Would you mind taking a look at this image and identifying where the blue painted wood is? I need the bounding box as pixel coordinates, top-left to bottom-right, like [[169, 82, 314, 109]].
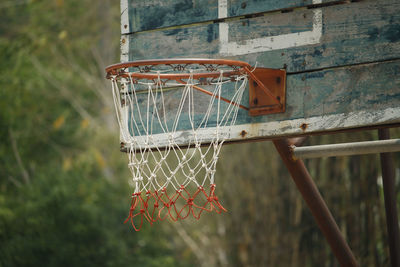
[[126, 0, 340, 33], [129, 59, 400, 136], [126, 0, 400, 73], [122, 0, 400, 140]]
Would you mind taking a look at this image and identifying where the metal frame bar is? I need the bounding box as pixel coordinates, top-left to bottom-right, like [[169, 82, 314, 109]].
[[273, 139, 359, 266], [378, 129, 400, 267], [292, 139, 400, 159], [274, 127, 400, 266]]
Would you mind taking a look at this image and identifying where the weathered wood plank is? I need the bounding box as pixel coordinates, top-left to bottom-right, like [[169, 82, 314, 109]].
[[124, 0, 340, 33], [121, 0, 400, 144], [124, 0, 400, 73], [128, 59, 400, 144]]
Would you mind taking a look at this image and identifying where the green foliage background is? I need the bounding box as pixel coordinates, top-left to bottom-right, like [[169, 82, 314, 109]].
[[0, 1, 179, 266], [1, 1, 399, 267]]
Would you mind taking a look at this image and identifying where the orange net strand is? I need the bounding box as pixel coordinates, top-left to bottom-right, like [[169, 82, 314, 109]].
[[124, 184, 226, 231]]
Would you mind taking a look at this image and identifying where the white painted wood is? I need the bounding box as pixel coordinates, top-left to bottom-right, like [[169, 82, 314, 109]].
[[120, 36, 129, 63], [120, 0, 130, 62], [125, 107, 400, 149], [121, 0, 130, 34], [218, 0, 322, 55], [218, 0, 228, 18]]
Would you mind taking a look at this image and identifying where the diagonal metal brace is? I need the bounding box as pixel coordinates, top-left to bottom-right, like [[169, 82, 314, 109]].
[[273, 138, 358, 267]]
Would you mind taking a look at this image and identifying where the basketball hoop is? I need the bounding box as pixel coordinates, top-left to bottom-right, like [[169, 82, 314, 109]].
[[105, 58, 285, 231]]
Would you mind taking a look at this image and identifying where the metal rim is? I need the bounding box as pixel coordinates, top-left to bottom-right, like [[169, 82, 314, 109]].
[[105, 58, 252, 80]]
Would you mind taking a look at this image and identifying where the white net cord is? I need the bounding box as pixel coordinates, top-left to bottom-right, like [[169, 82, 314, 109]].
[[110, 69, 247, 231]]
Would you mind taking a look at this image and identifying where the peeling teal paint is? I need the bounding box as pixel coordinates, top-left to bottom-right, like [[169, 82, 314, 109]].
[[127, 0, 340, 33], [124, 0, 400, 138]]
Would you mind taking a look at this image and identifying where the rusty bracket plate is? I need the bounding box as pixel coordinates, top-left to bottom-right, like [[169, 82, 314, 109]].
[[248, 68, 286, 116]]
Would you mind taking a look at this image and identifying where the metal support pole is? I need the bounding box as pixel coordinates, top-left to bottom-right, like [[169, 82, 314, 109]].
[[273, 139, 358, 267], [292, 139, 400, 159], [378, 129, 400, 267]]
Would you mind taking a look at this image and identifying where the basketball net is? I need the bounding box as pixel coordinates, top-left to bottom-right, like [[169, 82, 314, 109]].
[[109, 66, 247, 231]]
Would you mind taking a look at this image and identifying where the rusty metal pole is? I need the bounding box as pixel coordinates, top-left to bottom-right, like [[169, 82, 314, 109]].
[[273, 138, 358, 267], [378, 128, 400, 267]]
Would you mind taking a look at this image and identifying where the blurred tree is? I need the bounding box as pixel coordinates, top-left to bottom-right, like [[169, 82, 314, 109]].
[[0, 1, 185, 266], [163, 130, 399, 267], [208, 131, 398, 267]]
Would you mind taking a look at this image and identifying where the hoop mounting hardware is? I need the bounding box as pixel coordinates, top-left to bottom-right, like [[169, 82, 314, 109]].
[[105, 58, 286, 230], [106, 58, 286, 116], [248, 68, 286, 116]]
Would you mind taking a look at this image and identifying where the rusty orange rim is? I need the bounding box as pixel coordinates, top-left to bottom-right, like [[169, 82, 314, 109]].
[[105, 58, 281, 108], [105, 58, 252, 80]]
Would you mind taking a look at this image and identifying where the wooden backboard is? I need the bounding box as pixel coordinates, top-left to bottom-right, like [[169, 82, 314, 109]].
[[119, 0, 400, 146]]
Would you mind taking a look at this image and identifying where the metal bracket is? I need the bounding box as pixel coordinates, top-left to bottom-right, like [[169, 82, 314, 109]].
[[248, 68, 286, 116]]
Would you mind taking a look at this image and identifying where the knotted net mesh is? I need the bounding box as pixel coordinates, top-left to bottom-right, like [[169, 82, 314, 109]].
[[109, 64, 248, 231]]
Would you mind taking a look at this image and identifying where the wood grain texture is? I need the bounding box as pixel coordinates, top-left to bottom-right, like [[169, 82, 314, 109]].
[[125, 0, 400, 72], [128, 59, 400, 143], [121, 0, 400, 143], [125, 0, 340, 33]]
